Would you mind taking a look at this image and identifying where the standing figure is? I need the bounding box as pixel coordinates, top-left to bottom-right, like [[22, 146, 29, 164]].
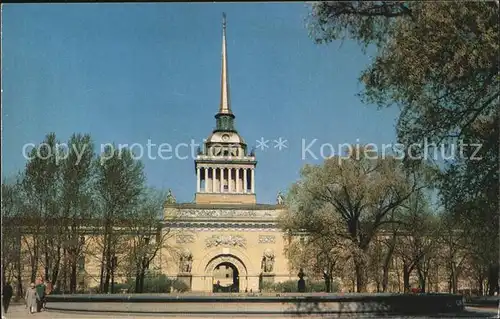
[[261, 249, 275, 273], [43, 280, 53, 310], [297, 268, 306, 293], [166, 189, 176, 204], [35, 279, 46, 312], [2, 282, 13, 314], [25, 283, 40, 315], [276, 192, 285, 205], [323, 270, 331, 293], [179, 249, 193, 273]]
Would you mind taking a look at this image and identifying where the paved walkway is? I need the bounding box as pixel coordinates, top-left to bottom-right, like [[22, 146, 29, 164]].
[[3, 305, 498, 319]]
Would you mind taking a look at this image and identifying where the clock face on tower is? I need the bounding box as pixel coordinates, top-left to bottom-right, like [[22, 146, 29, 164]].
[[221, 134, 230, 142]]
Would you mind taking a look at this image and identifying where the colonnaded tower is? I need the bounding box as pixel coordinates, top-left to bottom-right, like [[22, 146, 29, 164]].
[[162, 14, 289, 293]]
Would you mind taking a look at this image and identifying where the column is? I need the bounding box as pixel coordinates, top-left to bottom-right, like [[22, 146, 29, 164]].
[[220, 167, 224, 193], [206, 167, 211, 192], [236, 168, 240, 193], [243, 168, 247, 193], [251, 168, 255, 194], [212, 167, 217, 193], [196, 167, 201, 193], [228, 168, 233, 193]]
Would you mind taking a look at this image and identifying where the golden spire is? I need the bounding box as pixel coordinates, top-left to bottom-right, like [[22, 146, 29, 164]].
[[219, 12, 232, 115]]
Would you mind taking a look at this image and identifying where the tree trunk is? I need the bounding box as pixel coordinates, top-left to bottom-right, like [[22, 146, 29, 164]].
[[403, 263, 411, 293], [44, 238, 51, 281], [16, 273, 23, 298], [354, 258, 367, 293], [70, 262, 77, 293], [30, 245, 39, 283], [418, 271, 426, 293], [110, 267, 115, 294], [61, 249, 68, 293], [139, 270, 146, 293], [99, 241, 107, 293], [416, 263, 428, 293], [135, 268, 141, 293], [382, 235, 396, 292], [50, 245, 61, 287], [478, 277, 484, 295], [487, 263, 499, 296], [103, 252, 111, 294]]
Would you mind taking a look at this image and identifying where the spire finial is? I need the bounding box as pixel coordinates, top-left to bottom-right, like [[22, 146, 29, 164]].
[[219, 12, 232, 115]]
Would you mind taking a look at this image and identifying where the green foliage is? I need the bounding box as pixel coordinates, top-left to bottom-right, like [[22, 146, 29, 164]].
[[260, 280, 339, 293], [283, 150, 423, 292], [308, 1, 499, 294], [3, 132, 170, 295], [111, 274, 189, 294]]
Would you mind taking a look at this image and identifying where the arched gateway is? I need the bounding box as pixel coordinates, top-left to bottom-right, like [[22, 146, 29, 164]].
[[205, 254, 247, 292]]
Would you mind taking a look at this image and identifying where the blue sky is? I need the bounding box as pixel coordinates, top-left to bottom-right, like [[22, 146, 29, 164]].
[[2, 3, 400, 204]]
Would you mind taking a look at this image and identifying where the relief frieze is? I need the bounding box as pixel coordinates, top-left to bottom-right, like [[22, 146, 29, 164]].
[[176, 234, 195, 244], [172, 209, 278, 219], [205, 234, 246, 248], [258, 235, 276, 244]]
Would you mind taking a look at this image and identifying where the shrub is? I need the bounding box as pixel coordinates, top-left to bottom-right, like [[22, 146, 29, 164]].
[[171, 279, 190, 293], [259, 279, 340, 293]]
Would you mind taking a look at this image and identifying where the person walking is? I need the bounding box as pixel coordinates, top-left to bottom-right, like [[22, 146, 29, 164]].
[[35, 279, 46, 312], [42, 280, 52, 311], [2, 282, 13, 314], [25, 283, 40, 315]]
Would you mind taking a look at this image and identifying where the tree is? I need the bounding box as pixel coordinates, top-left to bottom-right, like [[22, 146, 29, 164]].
[[436, 212, 468, 294], [309, 1, 499, 294], [58, 134, 96, 293], [122, 188, 173, 293], [393, 192, 438, 293], [21, 133, 62, 283], [285, 148, 420, 292], [281, 206, 352, 292], [1, 177, 24, 297], [96, 145, 145, 293]]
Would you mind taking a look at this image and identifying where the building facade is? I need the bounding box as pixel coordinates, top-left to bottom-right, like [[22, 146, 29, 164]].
[[161, 14, 289, 292], [5, 15, 479, 296]]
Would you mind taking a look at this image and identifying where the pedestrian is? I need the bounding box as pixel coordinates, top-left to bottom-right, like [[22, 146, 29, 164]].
[[35, 279, 46, 312], [43, 280, 52, 311], [25, 283, 40, 315], [2, 282, 13, 314]]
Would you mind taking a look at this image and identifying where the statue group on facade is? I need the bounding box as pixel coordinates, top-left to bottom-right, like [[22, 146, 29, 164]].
[[178, 249, 193, 273], [166, 189, 176, 204], [276, 191, 285, 205], [261, 248, 275, 273]]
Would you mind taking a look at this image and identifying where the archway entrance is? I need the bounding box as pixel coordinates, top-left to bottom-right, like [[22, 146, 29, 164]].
[[204, 254, 248, 293], [212, 262, 239, 293]]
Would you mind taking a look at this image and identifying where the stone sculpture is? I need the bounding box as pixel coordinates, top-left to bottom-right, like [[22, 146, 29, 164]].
[[261, 248, 275, 273], [276, 191, 284, 205], [179, 249, 193, 273], [166, 189, 176, 204]]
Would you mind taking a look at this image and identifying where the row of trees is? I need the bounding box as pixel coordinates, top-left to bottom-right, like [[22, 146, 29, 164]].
[[280, 1, 498, 295], [2, 133, 173, 297], [281, 152, 496, 294]]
